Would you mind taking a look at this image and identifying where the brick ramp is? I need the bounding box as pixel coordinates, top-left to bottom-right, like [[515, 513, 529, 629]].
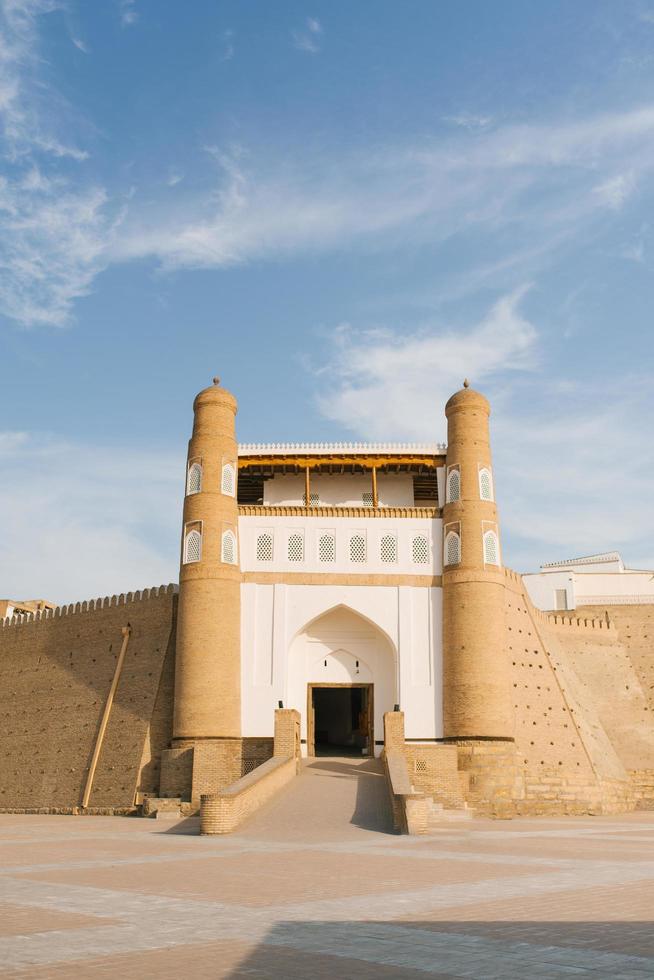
[[236, 756, 394, 841]]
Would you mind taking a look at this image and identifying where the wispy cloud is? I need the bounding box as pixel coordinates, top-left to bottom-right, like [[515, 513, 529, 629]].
[[314, 288, 537, 442], [5, 6, 654, 333], [0, 0, 88, 159], [495, 378, 654, 570], [0, 0, 115, 326], [310, 291, 654, 570], [443, 112, 494, 131], [119, 0, 137, 28], [292, 16, 322, 54], [0, 431, 180, 603], [592, 171, 635, 209], [221, 28, 234, 62], [112, 105, 654, 279], [0, 172, 113, 326]]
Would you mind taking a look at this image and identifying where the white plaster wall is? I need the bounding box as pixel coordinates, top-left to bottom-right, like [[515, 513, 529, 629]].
[[240, 583, 443, 753], [239, 515, 442, 576], [524, 570, 654, 610], [263, 473, 415, 507], [523, 572, 575, 612], [573, 571, 654, 604]]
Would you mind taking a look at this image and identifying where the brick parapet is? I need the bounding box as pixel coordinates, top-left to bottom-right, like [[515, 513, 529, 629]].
[[199, 709, 301, 833], [0, 584, 178, 628], [503, 568, 617, 633], [200, 756, 297, 834]]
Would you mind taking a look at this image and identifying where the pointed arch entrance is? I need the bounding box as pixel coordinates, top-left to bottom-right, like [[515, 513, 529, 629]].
[[287, 605, 397, 757]]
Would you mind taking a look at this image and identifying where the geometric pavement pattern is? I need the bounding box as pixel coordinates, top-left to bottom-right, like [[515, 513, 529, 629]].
[[0, 757, 652, 979]]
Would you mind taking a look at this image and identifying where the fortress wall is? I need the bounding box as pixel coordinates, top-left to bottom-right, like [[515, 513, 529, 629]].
[[575, 604, 654, 714], [0, 587, 177, 811], [574, 603, 654, 808], [502, 569, 639, 813]]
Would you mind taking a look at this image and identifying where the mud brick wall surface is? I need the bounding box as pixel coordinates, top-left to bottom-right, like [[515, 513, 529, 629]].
[[0, 587, 177, 810], [404, 744, 465, 807], [502, 573, 651, 813]]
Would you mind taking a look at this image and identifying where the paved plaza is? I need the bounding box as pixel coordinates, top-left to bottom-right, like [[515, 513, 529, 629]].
[[0, 757, 653, 978]]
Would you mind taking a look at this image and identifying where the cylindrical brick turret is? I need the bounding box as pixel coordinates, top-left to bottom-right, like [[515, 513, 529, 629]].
[[173, 379, 241, 742], [441, 381, 514, 740]]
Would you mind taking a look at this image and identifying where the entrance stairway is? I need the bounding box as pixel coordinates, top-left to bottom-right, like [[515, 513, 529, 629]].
[[232, 755, 472, 838], [237, 756, 394, 840]]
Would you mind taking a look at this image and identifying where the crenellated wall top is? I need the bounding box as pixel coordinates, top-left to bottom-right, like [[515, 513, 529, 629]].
[[503, 567, 617, 632], [1, 583, 179, 629]]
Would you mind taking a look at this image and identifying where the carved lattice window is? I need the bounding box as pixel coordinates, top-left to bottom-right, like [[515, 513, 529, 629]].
[[221, 462, 236, 497], [479, 467, 493, 501], [445, 531, 461, 566], [319, 532, 335, 562], [221, 529, 237, 564], [184, 529, 201, 564], [380, 533, 397, 563], [483, 530, 499, 565], [256, 532, 273, 562], [186, 462, 202, 495], [350, 534, 366, 562], [412, 534, 429, 564], [447, 468, 460, 503], [288, 533, 304, 562]]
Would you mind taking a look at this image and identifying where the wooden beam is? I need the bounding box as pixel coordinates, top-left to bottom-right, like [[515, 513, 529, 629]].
[[82, 625, 131, 809], [239, 454, 444, 470], [371, 465, 378, 509], [304, 466, 311, 507]]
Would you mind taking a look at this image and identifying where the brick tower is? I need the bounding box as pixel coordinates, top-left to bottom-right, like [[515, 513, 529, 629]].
[[441, 381, 521, 810], [161, 378, 242, 803]]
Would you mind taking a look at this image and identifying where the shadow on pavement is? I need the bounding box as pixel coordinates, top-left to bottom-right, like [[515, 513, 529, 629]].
[[306, 757, 394, 834], [226, 920, 654, 979]]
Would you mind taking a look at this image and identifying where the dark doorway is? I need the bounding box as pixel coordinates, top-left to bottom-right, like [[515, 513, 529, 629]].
[[309, 685, 372, 756]]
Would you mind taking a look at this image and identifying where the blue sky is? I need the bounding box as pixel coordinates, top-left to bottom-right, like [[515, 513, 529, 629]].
[[1, 0, 653, 602]]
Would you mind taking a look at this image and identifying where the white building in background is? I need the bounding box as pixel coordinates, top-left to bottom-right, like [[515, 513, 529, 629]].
[[523, 552, 654, 612]]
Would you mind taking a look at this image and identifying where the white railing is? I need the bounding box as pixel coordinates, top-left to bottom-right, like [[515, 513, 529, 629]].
[[238, 514, 442, 575], [577, 595, 654, 605], [238, 441, 446, 456]]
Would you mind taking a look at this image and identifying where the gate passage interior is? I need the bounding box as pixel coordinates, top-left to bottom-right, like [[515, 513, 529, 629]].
[[307, 683, 373, 757]]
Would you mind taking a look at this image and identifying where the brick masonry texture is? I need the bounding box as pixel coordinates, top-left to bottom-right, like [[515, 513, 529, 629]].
[[0, 588, 177, 811], [0, 578, 652, 816]]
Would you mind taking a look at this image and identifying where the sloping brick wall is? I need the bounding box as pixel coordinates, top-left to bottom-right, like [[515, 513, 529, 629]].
[[0, 587, 177, 811], [503, 575, 653, 814]]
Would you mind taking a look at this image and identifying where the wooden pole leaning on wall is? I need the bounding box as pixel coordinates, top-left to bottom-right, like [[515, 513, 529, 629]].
[[81, 625, 131, 809]]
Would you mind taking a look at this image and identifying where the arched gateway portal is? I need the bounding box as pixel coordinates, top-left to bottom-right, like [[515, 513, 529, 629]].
[[287, 606, 397, 757]]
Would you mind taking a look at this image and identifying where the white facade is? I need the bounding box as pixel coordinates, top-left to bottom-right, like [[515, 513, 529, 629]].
[[239, 512, 443, 754], [524, 552, 654, 610], [240, 583, 443, 754], [239, 514, 441, 576]]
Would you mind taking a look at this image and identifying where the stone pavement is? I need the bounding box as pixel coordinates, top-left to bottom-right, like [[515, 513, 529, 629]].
[[0, 756, 652, 978]]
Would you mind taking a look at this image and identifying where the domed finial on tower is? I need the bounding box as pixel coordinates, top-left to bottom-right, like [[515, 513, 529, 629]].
[[213, 376, 221, 386], [463, 378, 470, 388]]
